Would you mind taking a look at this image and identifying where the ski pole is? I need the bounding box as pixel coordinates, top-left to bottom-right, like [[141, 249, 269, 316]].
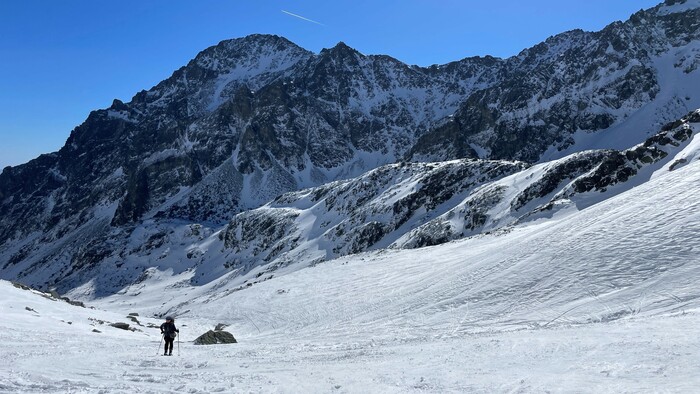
[[157, 333, 164, 356], [177, 330, 180, 356]]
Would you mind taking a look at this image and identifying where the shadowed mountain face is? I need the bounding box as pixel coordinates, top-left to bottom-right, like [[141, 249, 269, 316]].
[[1, 1, 700, 295]]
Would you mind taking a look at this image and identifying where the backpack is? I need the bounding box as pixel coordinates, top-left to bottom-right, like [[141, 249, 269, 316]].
[[161, 322, 177, 338]]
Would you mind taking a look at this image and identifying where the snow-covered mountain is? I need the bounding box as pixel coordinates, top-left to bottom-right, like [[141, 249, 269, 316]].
[[414, 0, 700, 162], [2, 0, 700, 297], [24, 107, 689, 300], [1, 120, 699, 390]]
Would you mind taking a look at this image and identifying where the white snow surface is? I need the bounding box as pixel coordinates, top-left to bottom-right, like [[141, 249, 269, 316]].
[[2, 154, 700, 392]]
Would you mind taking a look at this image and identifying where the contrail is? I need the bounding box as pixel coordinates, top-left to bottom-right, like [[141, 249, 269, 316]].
[[281, 10, 325, 26]]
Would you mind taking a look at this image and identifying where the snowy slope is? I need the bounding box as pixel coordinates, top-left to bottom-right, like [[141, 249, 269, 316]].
[[143, 110, 700, 295], [2, 142, 699, 392], [109, 140, 700, 336]]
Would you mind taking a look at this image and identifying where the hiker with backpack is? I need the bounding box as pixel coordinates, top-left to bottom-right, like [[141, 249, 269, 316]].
[[160, 316, 179, 356]]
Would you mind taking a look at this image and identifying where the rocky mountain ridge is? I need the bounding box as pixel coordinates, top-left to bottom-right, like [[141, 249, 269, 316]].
[[3, 108, 697, 298], [1, 0, 700, 296]]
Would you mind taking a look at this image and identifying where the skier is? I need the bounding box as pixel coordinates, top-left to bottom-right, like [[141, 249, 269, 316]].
[[160, 316, 179, 356]]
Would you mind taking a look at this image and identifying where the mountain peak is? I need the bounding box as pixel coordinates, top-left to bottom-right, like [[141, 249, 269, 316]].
[[320, 41, 361, 58], [193, 34, 311, 67], [126, 33, 314, 113], [215, 34, 303, 51], [331, 41, 352, 50]]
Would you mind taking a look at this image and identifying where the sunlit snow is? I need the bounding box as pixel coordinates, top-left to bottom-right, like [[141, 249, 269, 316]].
[[2, 154, 699, 392]]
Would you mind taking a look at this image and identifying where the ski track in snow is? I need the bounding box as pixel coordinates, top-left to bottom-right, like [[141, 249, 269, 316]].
[[1, 314, 698, 393], [1, 277, 698, 394]]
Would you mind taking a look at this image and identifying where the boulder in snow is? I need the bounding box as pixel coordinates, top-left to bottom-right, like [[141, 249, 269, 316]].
[[193, 330, 237, 345], [110, 322, 131, 330]]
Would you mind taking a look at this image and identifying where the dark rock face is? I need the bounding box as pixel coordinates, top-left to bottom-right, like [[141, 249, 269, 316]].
[[399, 110, 700, 248], [510, 152, 612, 211], [193, 330, 237, 345], [211, 108, 698, 266], [410, 4, 700, 162], [1, 3, 699, 294], [216, 159, 528, 275]]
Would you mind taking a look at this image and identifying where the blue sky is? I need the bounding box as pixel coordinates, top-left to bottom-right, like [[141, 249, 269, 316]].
[[0, 0, 661, 169]]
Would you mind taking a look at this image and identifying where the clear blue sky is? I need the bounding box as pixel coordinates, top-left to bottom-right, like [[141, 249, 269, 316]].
[[0, 0, 661, 169]]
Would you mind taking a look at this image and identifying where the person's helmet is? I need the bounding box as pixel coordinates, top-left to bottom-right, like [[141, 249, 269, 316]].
[[165, 316, 174, 321]]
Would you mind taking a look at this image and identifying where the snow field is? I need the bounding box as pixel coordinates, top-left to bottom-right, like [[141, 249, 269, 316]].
[[1, 278, 698, 393], [1, 285, 697, 393], [4, 156, 687, 392]]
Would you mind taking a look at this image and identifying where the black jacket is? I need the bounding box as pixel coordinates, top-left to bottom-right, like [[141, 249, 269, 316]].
[[160, 322, 178, 338]]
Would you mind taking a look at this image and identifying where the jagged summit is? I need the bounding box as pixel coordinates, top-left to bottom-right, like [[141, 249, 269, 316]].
[[320, 41, 360, 55], [215, 33, 302, 49], [190, 34, 312, 71]]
